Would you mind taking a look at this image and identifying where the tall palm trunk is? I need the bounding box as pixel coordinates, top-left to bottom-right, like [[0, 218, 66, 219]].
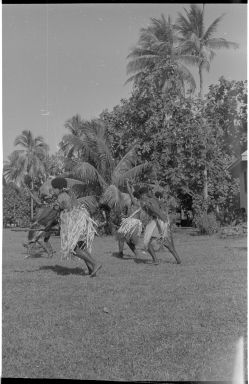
[[198, 64, 203, 99], [199, 63, 208, 203], [30, 179, 34, 221]]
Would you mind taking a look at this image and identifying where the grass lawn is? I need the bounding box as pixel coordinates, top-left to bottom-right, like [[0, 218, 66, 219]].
[[2, 227, 247, 380]]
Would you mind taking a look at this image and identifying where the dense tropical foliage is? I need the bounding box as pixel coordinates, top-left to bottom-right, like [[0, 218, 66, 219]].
[[3, 5, 246, 230]]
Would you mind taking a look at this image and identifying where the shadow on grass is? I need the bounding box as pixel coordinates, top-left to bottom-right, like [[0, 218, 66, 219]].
[[133, 258, 154, 264], [111, 252, 134, 260], [133, 258, 174, 265], [39, 265, 88, 276], [23, 252, 44, 258]]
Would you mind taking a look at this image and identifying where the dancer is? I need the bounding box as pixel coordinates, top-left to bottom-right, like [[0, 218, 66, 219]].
[[51, 177, 102, 277], [137, 187, 181, 265], [116, 180, 143, 258], [23, 191, 59, 258]]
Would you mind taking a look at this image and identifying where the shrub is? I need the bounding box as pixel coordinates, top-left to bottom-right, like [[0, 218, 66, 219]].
[[193, 212, 220, 235]]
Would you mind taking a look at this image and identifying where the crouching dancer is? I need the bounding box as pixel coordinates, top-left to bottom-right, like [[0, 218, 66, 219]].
[[23, 193, 59, 258], [137, 187, 181, 265], [51, 177, 102, 277]]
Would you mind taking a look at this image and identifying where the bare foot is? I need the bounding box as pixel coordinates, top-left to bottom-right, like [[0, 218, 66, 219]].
[[89, 264, 102, 278]]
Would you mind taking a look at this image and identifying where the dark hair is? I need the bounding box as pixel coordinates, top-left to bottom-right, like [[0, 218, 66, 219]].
[[51, 177, 67, 190], [155, 191, 163, 199]]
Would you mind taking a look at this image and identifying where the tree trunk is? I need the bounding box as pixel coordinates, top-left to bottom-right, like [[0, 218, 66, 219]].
[[203, 166, 208, 201], [198, 64, 203, 99], [30, 179, 34, 221], [199, 65, 208, 202]]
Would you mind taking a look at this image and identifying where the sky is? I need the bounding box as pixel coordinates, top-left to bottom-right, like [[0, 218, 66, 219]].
[[2, 3, 247, 161]]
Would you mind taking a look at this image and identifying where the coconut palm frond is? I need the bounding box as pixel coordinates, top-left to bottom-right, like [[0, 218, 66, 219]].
[[101, 184, 131, 210], [176, 40, 197, 56], [177, 54, 201, 67], [101, 184, 122, 209], [61, 132, 100, 165], [64, 114, 83, 136], [72, 162, 107, 189], [14, 130, 32, 147], [200, 46, 215, 65], [176, 63, 197, 91], [87, 134, 114, 173], [127, 47, 155, 59], [126, 56, 156, 75], [176, 13, 192, 34], [34, 135, 48, 145], [3, 151, 28, 185], [112, 146, 138, 179], [203, 14, 225, 40], [64, 177, 86, 187], [82, 122, 115, 178], [206, 38, 239, 50], [115, 163, 153, 188]]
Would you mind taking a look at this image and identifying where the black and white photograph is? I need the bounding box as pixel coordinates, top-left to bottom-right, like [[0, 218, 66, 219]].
[[2, 2, 247, 381]]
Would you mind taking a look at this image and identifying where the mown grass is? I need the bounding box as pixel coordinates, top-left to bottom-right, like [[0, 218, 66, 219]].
[[2, 228, 247, 380]]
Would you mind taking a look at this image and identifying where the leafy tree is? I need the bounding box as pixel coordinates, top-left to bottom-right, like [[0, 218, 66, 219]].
[[176, 4, 239, 99], [45, 151, 67, 176], [3, 183, 31, 227], [101, 72, 244, 217], [205, 77, 247, 157]]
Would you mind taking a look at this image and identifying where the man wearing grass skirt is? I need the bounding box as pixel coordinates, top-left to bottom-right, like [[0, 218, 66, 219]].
[[116, 180, 144, 258], [137, 187, 181, 265], [50, 177, 102, 277]]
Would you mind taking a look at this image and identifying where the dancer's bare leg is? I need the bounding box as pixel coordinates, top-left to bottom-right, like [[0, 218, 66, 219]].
[[127, 240, 143, 258], [163, 232, 181, 264], [117, 238, 125, 257], [147, 240, 160, 265], [74, 246, 102, 277], [42, 239, 55, 258]]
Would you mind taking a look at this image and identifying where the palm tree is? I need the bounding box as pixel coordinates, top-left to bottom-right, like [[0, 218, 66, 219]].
[[3, 130, 49, 219], [60, 116, 115, 182], [175, 4, 239, 99], [176, 4, 239, 202], [126, 14, 197, 95], [56, 118, 153, 212]]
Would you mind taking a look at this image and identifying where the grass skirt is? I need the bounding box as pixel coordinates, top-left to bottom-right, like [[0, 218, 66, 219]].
[[60, 206, 98, 259], [117, 217, 142, 245], [143, 219, 169, 250]]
